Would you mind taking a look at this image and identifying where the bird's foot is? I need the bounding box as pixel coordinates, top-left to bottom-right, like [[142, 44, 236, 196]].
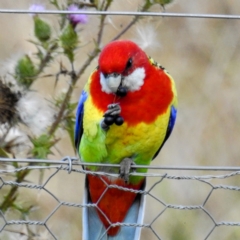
[[104, 103, 121, 117], [119, 158, 136, 183], [100, 103, 124, 130]]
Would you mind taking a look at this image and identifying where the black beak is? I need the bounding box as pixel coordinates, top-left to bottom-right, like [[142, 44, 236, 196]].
[[116, 76, 128, 97]]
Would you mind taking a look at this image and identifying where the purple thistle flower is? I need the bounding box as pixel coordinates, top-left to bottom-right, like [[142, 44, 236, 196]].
[[29, 4, 45, 17], [68, 4, 88, 27]]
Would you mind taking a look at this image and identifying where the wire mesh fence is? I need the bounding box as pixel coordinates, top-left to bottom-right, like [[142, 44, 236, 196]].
[[1, 157, 240, 239]]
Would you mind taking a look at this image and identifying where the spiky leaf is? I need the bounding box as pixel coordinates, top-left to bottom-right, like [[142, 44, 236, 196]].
[[31, 134, 56, 159]]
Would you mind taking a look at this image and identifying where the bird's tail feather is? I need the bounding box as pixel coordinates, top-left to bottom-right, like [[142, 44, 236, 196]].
[[82, 177, 146, 240]]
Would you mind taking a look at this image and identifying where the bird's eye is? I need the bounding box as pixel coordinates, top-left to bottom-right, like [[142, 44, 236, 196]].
[[125, 58, 132, 70]]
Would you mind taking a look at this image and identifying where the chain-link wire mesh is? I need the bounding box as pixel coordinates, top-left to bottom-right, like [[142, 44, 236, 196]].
[[1, 157, 240, 239]]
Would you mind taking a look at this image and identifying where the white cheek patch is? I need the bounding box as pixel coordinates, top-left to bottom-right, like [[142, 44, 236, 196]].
[[123, 67, 145, 92], [100, 68, 145, 94], [100, 73, 111, 93], [100, 73, 122, 94], [107, 75, 121, 93]]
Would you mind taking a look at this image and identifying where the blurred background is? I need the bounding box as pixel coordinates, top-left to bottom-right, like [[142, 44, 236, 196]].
[[1, 0, 240, 239]]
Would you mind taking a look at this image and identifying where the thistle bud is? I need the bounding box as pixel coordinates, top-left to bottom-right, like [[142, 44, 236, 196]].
[[60, 24, 78, 62], [15, 55, 37, 88], [34, 16, 51, 42]]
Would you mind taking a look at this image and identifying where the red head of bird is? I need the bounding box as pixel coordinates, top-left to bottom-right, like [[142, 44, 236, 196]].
[[98, 40, 149, 97]]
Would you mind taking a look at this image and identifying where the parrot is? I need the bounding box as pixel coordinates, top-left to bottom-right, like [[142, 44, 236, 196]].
[[74, 40, 178, 239]]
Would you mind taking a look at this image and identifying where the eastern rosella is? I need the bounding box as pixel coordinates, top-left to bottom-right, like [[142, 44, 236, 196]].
[[75, 40, 177, 239]]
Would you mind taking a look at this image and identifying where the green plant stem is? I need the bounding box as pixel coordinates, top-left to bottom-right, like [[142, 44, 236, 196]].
[[37, 42, 58, 75], [0, 168, 30, 212], [97, 0, 113, 44], [48, 74, 77, 136]]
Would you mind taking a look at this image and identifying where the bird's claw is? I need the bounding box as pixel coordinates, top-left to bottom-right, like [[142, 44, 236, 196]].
[[100, 103, 124, 130], [119, 158, 136, 183], [104, 103, 121, 116]]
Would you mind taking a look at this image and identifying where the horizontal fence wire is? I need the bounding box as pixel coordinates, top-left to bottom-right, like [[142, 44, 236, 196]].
[[0, 9, 240, 20], [1, 4, 240, 240], [2, 157, 240, 171], [1, 157, 240, 239]]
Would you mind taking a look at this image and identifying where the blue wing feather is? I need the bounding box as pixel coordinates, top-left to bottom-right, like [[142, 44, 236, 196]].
[[74, 90, 88, 150], [153, 105, 177, 160]]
